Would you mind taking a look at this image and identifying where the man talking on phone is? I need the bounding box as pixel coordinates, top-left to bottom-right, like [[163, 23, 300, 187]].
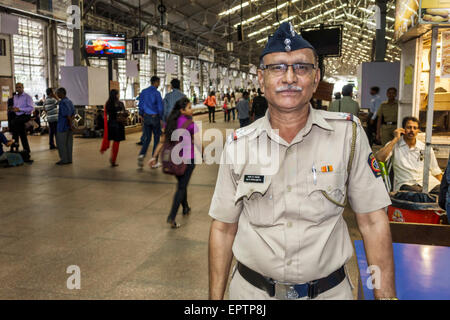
[[375, 116, 442, 193]]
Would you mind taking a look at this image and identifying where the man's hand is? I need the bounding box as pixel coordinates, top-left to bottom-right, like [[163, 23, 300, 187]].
[[393, 128, 405, 140], [13, 107, 20, 112]]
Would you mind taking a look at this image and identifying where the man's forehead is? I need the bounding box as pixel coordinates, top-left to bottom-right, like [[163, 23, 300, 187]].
[[406, 121, 419, 127], [263, 48, 315, 63]]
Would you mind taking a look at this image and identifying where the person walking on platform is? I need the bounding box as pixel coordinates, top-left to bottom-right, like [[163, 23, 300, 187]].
[[137, 76, 164, 169], [11, 83, 34, 157], [44, 88, 59, 150], [208, 22, 396, 301], [55, 88, 75, 165], [376, 87, 399, 146], [229, 92, 236, 121], [250, 88, 268, 121], [150, 97, 201, 228], [204, 91, 217, 123], [100, 89, 127, 167], [223, 93, 230, 122], [328, 84, 360, 116], [235, 91, 250, 128], [163, 78, 185, 123], [366, 86, 383, 147]]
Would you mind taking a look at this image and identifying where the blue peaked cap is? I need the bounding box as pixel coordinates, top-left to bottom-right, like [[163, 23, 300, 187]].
[[260, 22, 316, 61]]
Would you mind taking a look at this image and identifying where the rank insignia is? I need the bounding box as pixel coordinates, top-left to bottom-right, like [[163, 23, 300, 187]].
[[368, 153, 381, 178], [321, 165, 333, 172]]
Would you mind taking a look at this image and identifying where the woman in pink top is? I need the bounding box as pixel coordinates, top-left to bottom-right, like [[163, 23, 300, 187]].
[[150, 97, 201, 228]]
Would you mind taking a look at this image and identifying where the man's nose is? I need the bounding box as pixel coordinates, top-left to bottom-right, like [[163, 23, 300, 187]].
[[282, 65, 297, 84]]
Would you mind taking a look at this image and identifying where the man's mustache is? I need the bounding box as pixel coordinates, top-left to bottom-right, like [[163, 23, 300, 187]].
[[275, 85, 303, 93]]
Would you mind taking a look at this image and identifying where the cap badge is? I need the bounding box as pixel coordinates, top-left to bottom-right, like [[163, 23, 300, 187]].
[[284, 38, 291, 52]]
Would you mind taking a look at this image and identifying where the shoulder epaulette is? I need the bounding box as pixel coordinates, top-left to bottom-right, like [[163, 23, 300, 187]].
[[226, 126, 258, 144], [321, 111, 361, 125]]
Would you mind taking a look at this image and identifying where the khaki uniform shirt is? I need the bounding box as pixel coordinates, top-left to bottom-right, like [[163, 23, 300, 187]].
[[377, 100, 399, 124], [209, 106, 391, 284], [328, 96, 360, 117]]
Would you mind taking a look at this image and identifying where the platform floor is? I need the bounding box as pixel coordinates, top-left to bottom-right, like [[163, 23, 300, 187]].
[[0, 113, 363, 299]]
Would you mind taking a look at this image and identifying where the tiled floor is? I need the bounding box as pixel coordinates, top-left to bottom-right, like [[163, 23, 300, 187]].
[[0, 113, 363, 299]]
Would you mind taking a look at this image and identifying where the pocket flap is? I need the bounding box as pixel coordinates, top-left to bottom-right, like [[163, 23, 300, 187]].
[[307, 172, 346, 195], [234, 175, 272, 203]]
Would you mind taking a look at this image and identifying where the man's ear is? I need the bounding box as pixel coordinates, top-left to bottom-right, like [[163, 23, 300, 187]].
[[257, 69, 264, 91]]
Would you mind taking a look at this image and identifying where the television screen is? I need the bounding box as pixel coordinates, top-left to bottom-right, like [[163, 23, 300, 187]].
[[84, 33, 126, 58], [300, 26, 342, 57]]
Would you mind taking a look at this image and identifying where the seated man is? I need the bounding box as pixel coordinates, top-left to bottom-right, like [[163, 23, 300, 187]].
[[375, 116, 442, 193], [0, 131, 24, 167]]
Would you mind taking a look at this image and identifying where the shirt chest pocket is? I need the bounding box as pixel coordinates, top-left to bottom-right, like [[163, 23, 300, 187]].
[[306, 172, 346, 223], [235, 177, 274, 227]]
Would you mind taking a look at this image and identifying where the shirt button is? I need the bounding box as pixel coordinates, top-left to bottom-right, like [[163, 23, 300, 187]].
[[287, 260, 292, 266], [287, 221, 293, 228], [287, 185, 292, 192], [269, 194, 273, 200]]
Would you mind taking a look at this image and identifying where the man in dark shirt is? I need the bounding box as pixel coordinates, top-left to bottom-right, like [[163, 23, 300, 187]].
[[55, 87, 75, 165], [250, 88, 268, 121]]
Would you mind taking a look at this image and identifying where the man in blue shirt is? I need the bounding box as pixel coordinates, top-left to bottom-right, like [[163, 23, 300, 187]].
[[163, 78, 186, 123], [0, 132, 14, 162], [138, 76, 164, 168], [367, 86, 383, 147], [56, 87, 75, 165]]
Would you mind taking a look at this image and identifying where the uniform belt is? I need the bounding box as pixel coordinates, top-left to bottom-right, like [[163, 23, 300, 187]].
[[145, 113, 159, 118], [384, 122, 396, 125], [236, 262, 346, 300]]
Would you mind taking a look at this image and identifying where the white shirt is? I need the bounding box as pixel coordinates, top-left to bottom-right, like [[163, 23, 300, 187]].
[[369, 94, 383, 120], [385, 138, 442, 192]]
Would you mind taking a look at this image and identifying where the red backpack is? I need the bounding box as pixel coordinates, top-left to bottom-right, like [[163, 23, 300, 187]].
[[161, 119, 193, 176]]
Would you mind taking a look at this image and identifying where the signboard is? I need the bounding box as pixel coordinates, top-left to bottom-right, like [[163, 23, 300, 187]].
[[441, 31, 450, 78], [132, 37, 147, 54], [2, 86, 9, 102], [421, 0, 450, 23], [394, 0, 420, 40]]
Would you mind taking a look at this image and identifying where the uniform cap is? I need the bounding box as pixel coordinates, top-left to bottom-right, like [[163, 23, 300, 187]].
[[260, 22, 316, 60]]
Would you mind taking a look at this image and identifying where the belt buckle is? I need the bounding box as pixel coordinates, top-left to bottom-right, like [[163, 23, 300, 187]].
[[308, 280, 319, 299], [274, 282, 299, 300]]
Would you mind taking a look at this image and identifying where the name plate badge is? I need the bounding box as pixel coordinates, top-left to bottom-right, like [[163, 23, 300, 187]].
[[244, 175, 265, 183]]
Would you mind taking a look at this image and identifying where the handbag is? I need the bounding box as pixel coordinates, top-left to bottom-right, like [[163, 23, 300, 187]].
[[116, 111, 129, 126], [161, 119, 193, 176]]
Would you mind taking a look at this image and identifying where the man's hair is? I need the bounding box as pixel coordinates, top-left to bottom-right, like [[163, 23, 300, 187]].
[[46, 88, 54, 96], [370, 86, 380, 93], [402, 116, 420, 129], [243, 91, 250, 98], [170, 78, 180, 89], [342, 84, 353, 97], [16, 82, 23, 87], [257, 88, 263, 95], [151, 76, 160, 84], [56, 87, 66, 96], [387, 87, 397, 93]]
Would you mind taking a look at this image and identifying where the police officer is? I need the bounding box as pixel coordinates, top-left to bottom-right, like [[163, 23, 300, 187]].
[[208, 22, 397, 300], [376, 87, 399, 146]]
